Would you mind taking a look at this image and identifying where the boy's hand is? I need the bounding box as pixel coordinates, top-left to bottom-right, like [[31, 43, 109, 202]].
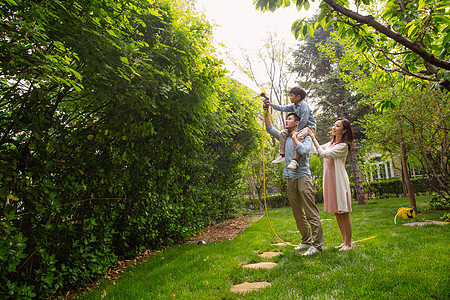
[[290, 130, 298, 140]]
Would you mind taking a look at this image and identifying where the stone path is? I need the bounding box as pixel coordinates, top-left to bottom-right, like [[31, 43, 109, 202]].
[[258, 251, 282, 258], [230, 251, 281, 293], [242, 261, 278, 269], [403, 221, 449, 226], [230, 282, 271, 293]]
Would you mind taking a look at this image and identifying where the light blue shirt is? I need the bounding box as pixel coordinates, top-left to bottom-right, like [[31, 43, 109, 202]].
[[266, 124, 312, 180], [273, 101, 316, 131]]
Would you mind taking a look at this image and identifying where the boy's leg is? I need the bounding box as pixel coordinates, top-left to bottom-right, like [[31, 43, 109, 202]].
[[287, 127, 309, 169], [272, 129, 288, 164]]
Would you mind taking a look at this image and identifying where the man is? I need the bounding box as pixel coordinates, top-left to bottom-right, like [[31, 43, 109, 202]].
[[264, 109, 323, 255]]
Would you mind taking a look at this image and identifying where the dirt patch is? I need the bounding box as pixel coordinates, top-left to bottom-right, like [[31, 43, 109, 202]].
[[185, 214, 263, 244]]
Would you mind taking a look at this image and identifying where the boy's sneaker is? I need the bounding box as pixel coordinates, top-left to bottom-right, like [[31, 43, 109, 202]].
[[287, 160, 299, 169], [272, 155, 285, 164], [294, 243, 310, 250], [302, 246, 321, 256]]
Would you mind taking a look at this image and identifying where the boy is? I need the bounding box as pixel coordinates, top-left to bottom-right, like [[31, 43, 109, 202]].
[[264, 86, 316, 169]]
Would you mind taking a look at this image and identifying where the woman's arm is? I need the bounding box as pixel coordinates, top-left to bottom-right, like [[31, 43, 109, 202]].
[[318, 143, 348, 159], [307, 128, 321, 149]]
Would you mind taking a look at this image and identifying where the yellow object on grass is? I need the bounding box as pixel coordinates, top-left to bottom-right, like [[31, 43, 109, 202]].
[[394, 207, 415, 224]]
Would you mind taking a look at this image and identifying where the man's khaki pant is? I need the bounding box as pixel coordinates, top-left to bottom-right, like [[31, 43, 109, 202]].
[[286, 176, 324, 250]]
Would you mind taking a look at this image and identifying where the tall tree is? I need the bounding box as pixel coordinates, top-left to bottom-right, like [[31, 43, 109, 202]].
[[361, 85, 449, 200], [255, 0, 450, 92]]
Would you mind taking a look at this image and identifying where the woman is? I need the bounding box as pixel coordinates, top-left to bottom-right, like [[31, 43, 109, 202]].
[[308, 118, 354, 251]]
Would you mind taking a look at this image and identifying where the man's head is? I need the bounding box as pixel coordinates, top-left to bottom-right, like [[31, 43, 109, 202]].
[[285, 112, 300, 131], [289, 86, 307, 104]]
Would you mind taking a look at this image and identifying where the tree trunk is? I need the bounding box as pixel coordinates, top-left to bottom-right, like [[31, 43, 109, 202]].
[[348, 147, 368, 205], [400, 139, 417, 212], [255, 187, 263, 213]]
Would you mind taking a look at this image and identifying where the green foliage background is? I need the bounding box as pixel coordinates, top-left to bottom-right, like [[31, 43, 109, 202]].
[[0, 0, 259, 298]]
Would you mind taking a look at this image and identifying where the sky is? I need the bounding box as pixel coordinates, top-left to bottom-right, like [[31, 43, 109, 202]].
[[194, 0, 319, 92]]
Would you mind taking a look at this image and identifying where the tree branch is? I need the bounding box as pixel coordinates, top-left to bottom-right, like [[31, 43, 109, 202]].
[[362, 52, 439, 82], [323, 0, 450, 71]]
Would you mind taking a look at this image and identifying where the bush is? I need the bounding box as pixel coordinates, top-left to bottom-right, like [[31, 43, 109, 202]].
[[265, 194, 289, 208], [428, 193, 450, 210], [363, 176, 442, 199], [0, 1, 259, 298], [243, 194, 289, 210]]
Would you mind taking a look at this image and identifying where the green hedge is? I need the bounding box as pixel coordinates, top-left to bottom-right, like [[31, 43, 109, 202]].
[[243, 194, 289, 210], [0, 1, 259, 299], [363, 176, 440, 199]]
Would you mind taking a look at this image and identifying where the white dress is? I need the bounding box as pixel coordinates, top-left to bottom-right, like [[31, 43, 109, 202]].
[[317, 142, 352, 213]]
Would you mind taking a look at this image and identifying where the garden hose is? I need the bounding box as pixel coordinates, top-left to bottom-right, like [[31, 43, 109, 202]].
[[261, 107, 296, 247], [394, 207, 415, 224]]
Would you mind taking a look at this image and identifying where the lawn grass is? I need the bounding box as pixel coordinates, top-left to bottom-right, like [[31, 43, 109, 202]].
[[80, 196, 449, 299]]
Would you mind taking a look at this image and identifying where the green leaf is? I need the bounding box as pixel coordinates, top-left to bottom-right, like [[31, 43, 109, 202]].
[[418, 0, 425, 10], [433, 14, 450, 25], [291, 19, 303, 39], [307, 22, 314, 37], [106, 29, 118, 38], [4, 0, 18, 5], [436, 0, 450, 10], [304, 0, 310, 10], [407, 24, 417, 37], [443, 32, 450, 46], [302, 23, 308, 39]]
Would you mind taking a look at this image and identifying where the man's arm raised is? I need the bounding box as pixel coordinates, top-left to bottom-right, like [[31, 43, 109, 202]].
[[264, 108, 272, 127], [265, 109, 280, 140]]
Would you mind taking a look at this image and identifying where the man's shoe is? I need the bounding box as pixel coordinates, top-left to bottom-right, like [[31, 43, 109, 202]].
[[294, 243, 310, 250], [302, 246, 321, 256], [272, 155, 285, 164], [287, 160, 299, 169]]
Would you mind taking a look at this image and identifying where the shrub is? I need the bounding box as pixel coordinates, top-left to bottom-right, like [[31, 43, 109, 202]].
[[0, 1, 259, 298], [363, 176, 442, 199], [428, 193, 450, 210], [243, 194, 288, 210]]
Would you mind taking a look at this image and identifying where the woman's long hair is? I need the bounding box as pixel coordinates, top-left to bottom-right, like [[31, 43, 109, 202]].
[[331, 118, 354, 149]]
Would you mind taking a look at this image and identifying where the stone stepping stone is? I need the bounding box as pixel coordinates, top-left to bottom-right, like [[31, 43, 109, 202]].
[[242, 262, 277, 269], [230, 281, 271, 293], [404, 221, 448, 226], [258, 251, 282, 258]]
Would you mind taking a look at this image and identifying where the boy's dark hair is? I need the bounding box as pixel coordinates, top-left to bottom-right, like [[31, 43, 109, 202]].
[[289, 86, 307, 101], [287, 112, 300, 122]]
